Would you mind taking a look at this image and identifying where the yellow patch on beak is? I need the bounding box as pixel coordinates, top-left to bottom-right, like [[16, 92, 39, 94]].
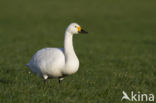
[[77, 26, 81, 32]]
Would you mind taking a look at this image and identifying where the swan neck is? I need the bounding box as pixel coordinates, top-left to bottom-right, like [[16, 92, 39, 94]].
[[64, 31, 75, 55], [62, 31, 79, 75]]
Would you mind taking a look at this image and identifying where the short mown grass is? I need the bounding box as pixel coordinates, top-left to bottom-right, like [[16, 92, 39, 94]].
[[0, 0, 156, 103]]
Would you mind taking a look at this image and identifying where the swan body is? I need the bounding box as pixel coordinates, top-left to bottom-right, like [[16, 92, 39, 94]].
[[26, 23, 88, 83]]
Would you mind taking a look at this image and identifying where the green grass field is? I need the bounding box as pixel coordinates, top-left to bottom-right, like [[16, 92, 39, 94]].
[[0, 0, 156, 103]]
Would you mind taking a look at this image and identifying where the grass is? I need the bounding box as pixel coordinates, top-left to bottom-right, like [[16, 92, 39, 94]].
[[0, 0, 156, 103]]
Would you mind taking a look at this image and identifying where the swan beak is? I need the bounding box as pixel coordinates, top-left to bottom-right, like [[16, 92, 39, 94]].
[[80, 29, 88, 34], [78, 27, 88, 34]]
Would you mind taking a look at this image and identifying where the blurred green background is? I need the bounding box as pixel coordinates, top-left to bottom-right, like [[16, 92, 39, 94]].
[[0, 0, 156, 103]]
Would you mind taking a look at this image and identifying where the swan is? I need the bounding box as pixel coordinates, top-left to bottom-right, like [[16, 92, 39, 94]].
[[26, 23, 88, 83]]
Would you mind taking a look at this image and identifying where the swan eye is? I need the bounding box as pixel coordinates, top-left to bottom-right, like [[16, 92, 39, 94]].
[[75, 26, 77, 28]]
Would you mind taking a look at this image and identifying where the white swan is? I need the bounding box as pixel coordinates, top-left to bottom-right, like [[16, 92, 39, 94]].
[[26, 23, 88, 83]]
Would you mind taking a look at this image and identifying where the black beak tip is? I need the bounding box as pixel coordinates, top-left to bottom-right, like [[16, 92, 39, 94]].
[[80, 29, 88, 34]]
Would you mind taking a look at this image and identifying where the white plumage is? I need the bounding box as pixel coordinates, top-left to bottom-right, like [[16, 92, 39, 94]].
[[26, 23, 88, 83]]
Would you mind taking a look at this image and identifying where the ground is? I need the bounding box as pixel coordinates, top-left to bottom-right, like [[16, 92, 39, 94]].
[[0, 0, 156, 103]]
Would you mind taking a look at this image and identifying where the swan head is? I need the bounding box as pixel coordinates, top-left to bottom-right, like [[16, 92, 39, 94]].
[[66, 23, 88, 35]]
